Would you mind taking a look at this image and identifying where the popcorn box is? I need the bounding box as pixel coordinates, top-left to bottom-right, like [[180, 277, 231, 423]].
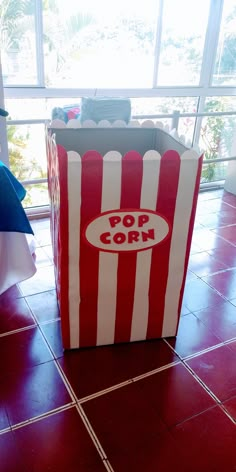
[[46, 121, 203, 349]]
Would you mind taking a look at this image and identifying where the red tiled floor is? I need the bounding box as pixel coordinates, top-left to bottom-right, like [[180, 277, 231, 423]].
[[0, 431, 22, 472], [187, 345, 236, 402], [43, 244, 53, 261], [0, 408, 106, 472], [84, 363, 215, 431], [135, 363, 215, 427], [222, 192, 236, 206], [19, 265, 56, 296], [0, 327, 53, 374], [84, 381, 167, 448], [33, 246, 52, 267], [105, 428, 189, 472], [83, 384, 187, 472], [203, 268, 236, 300], [208, 245, 236, 268], [2, 190, 236, 471], [185, 269, 198, 282], [1, 362, 72, 426], [0, 403, 10, 431], [198, 211, 236, 229], [192, 228, 233, 251], [226, 340, 236, 353], [0, 296, 35, 334], [194, 299, 236, 342], [197, 199, 232, 213], [13, 407, 105, 472], [25, 290, 59, 323], [83, 364, 215, 471], [180, 303, 191, 315], [41, 320, 64, 358], [212, 225, 236, 246], [182, 278, 223, 312], [172, 407, 236, 472], [0, 284, 23, 300], [198, 190, 223, 201], [58, 339, 178, 399], [188, 251, 228, 276], [223, 396, 236, 421], [228, 297, 236, 307], [168, 313, 222, 357], [33, 227, 52, 247], [190, 240, 204, 254]]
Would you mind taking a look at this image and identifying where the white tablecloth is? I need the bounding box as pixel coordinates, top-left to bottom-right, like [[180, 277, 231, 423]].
[[0, 232, 36, 295]]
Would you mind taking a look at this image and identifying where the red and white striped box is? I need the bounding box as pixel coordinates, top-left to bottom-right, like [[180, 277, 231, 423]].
[[47, 123, 202, 349]]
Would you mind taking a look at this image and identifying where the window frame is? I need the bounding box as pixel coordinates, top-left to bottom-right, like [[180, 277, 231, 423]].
[[1, 0, 236, 206], [4, 0, 235, 94]]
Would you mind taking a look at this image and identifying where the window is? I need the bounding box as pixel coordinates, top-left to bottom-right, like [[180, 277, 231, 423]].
[[156, 0, 211, 86], [200, 96, 236, 183], [43, 0, 158, 88], [6, 122, 48, 207], [212, 0, 236, 86], [1, 0, 38, 86], [1, 0, 236, 210]]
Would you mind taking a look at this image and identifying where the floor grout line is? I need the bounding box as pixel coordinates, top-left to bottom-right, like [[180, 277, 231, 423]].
[[0, 426, 12, 436], [34, 321, 79, 404], [181, 361, 221, 404], [36, 317, 61, 326], [224, 337, 236, 346], [2, 404, 75, 435], [218, 403, 236, 425], [163, 338, 236, 424], [79, 360, 181, 404], [79, 379, 134, 404], [181, 342, 225, 361], [76, 404, 115, 472], [0, 323, 37, 338], [163, 338, 224, 362], [54, 359, 78, 403]]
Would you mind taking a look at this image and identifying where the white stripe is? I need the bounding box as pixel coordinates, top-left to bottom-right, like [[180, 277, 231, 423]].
[[96, 151, 122, 346], [131, 151, 161, 341], [162, 150, 201, 336], [67, 151, 81, 348]]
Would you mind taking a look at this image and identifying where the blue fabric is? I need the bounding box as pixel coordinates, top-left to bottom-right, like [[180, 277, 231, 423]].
[[0, 161, 33, 234], [80, 98, 131, 124]]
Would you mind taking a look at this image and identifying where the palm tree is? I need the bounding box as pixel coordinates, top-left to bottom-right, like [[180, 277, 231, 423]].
[[0, 0, 31, 52]]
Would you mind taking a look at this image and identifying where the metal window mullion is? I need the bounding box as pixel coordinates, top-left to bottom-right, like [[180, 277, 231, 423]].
[[202, 156, 236, 164], [35, 0, 45, 87], [152, 0, 164, 87], [0, 56, 9, 166], [4, 86, 236, 100], [6, 119, 49, 125], [21, 178, 47, 186], [199, 0, 224, 88], [192, 96, 206, 148]]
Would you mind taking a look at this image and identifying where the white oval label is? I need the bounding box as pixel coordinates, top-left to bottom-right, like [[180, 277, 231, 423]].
[[84, 210, 170, 252]]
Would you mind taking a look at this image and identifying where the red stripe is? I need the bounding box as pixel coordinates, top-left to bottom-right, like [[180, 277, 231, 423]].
[[79, 151, 103, 348], [177, 154, 203, 321], [114, 152, 143, 344], [57, 145, 70, 348], [147, 150, 181, 339]]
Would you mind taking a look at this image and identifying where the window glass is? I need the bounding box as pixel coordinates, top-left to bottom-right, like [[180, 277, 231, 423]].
[[156, 0, 210, 86], [212, 0, 236, 85], [200, 96, 236, 182], [1, 0, 38, 85], [7, 123, 47, 206], [22, 183, 49, 208], [43, 0, 157, 88], [132, 96, 198, 143]]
